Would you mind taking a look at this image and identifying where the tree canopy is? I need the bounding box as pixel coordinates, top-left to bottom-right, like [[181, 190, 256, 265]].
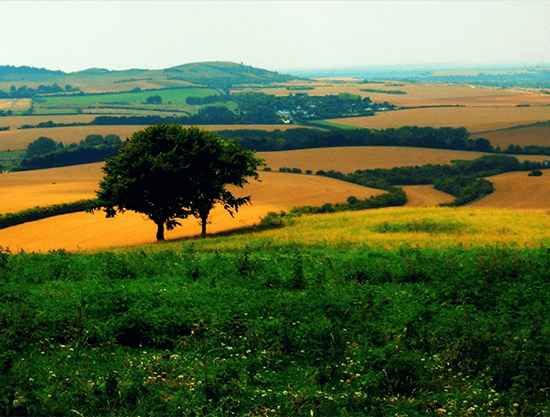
[[89, 124, 264, 240], [26, 136, 59, 157]]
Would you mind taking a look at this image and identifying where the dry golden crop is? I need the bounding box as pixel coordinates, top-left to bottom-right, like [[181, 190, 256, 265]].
[[472, 126, 550, 148]]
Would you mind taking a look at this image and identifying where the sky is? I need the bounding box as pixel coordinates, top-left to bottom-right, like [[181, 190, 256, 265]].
[[2, 1, 549, 73]]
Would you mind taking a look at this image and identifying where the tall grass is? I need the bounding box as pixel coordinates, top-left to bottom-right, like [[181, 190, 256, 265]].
[[138, 207, 550, 255], [1, 243, 550, 415]]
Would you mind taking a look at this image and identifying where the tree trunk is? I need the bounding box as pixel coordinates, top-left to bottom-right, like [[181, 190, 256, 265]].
[[156, 222, 165, 241], [201, 217, 207, 235], [200, 211, 210, 236]]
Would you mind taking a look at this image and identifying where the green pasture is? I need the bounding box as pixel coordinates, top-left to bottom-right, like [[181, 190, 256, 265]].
[[313, 120, 361, 129], [35, 88, 220, 109], [0, 150, 25, 157]]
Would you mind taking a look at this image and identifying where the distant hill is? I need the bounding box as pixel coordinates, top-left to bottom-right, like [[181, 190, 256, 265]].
[[0, 62, 297, 88], [0, 65, 65, 81], [0, 65, 64, 76], [154, 61, 297, 88]]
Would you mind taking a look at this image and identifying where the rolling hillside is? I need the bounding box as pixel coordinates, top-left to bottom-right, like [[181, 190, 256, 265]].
[[0, 169, 386, 252], [0, 62, 298, 92]]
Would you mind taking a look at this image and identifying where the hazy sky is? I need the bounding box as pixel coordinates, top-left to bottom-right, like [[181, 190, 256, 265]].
[[2, 1, 549, 73]]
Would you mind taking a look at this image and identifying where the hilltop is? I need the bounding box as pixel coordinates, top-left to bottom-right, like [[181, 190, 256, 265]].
[[0, 61, 298, 89]]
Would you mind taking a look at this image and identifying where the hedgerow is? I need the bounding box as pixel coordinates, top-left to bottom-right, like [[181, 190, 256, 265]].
[[0, 199, 97, 229]]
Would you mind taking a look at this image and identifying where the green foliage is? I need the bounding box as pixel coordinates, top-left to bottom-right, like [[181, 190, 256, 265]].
[[15, 136, 122, 172], [146, 95, 162, 104], [26, 136, 59, 157], [79, 134, 104, 147], [1, 246, 550, 415], [360, 88, 407, 94], [435, 177, 495, 206], [315, 154, 543, 206], [287, 188, 408, 217], [374, 218, 466, 234], [529, 170, 543, 177], [90, 124, 264, 239]]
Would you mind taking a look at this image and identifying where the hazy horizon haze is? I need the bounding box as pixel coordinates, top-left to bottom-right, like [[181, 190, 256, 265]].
[[1, 1, 549, 74]]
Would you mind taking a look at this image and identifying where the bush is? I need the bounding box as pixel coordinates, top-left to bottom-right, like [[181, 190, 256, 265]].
[[26, 136, 59, 157], [145, 95, 162, 104], [528, 170, 543, 176]]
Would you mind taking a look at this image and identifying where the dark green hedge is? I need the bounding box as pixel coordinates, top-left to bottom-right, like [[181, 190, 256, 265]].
[[0, 199, 97, 230]]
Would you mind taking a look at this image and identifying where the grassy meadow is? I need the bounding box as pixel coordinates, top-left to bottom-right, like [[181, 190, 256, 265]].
[[31, 88, 221, 116], [2, 206, 550, 416], [119, 206, 550, 254]]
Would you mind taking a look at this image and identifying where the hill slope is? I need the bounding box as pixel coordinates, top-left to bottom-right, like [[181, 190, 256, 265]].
[[155, 61, 297, 87], [0, 61, 297, 89]]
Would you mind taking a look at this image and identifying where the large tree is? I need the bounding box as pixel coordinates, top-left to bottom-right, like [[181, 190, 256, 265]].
[[26, 136, 58, 157], [89, 124, 264, 240]]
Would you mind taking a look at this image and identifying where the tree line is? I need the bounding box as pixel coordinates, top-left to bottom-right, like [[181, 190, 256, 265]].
[[12, 134, 122, 171], [218, 126, 550, 156], [0, 83, 81, 98]]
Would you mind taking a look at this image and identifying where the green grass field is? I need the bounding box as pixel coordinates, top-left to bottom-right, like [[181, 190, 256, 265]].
[[2, 207, 550, 415], [32, 88, 221, 115], [312, 120, 362, 129], [0, 150, 25, 157]]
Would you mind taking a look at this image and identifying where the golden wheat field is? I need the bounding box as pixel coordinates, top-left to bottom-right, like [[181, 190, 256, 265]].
[[0, 115, 97, 130], [251, 80, 550, 108], [0, 98, 32, 112], [400, 185, 455, 207], [258, 146, 549, 173], [2, 80, 550, 253], [468, 169, 550, 210], [0, 165, 388, 252], [472, 126, 550, 148], [327, 106, 550, 133]]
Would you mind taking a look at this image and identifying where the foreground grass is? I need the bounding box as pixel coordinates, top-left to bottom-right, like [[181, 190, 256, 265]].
[[2, 207, 550, 415], [2, 243, 550, 416]]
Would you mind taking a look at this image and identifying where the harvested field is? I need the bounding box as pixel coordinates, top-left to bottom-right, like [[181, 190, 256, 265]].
[[0, 171, 385, 252], [248, 81, 550, 108], [0, 124, 304, 151], [0, 163, 104, 213], [0, 115, 96, 130], [0, 98, 32, 112], [0, 126, 147, 151], [258, 147, 549, 173], [401, 185, 455, 207], [472, 126, 550, 148], [468, 169, 550, 210], [327, 106, 550, 133]]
